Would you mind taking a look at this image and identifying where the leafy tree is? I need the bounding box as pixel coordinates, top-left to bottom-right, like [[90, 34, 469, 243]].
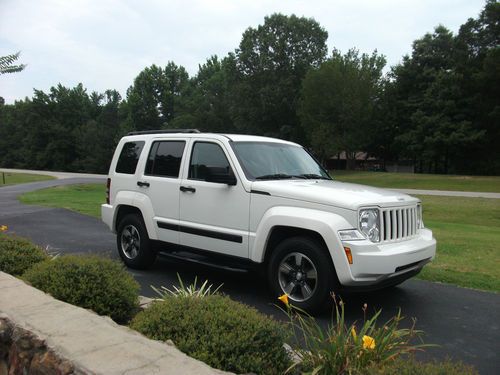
[[0, 51, 26, 74], [230, 13, 328, 142], [126, 63, 190, 131], [390, 23, 491, 173], [187, 55, 235, 132], [300, 49, 386, 167]]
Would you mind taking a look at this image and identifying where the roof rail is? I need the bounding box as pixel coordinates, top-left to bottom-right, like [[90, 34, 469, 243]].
[[127, 129, 201, 136]]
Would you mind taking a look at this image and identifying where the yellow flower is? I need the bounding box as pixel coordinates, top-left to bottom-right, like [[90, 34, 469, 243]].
[[0, 225, 7, 232], [351, 327, 357, 341], [278, 294, 289, 306], [362, 335, 376, 350]]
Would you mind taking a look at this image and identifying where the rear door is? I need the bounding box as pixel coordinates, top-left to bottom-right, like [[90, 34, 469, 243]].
[[138, 139, 186, 244], [178, 140, 250, 258]]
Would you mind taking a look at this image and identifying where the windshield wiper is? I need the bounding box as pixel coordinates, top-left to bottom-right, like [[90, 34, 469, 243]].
[[299, 174, 332, 180], [255, 173, 294, 180]]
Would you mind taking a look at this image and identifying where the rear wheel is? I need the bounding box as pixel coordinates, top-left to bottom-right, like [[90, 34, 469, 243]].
[[116, 214, 156, 269], [268, 236, 337, 313]]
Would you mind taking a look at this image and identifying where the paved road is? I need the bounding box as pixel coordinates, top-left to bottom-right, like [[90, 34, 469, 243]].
[[1, 178, 499, 374]]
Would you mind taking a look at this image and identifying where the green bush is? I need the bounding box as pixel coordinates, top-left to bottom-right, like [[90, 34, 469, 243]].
[[0, 234, 49, 276], [23, 255, 139, 323], [362, 357, 478, 375], [130, 294, 291, 375]]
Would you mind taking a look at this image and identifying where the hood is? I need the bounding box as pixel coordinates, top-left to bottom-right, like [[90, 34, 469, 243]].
[[251, 179, 419, 210]]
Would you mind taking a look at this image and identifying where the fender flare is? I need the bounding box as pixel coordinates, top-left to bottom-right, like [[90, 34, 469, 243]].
[[114, 191, 158, 240], [250, 206, 355, 284]]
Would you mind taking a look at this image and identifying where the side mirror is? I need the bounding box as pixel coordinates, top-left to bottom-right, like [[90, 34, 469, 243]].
[[206, 167, 237, 186]]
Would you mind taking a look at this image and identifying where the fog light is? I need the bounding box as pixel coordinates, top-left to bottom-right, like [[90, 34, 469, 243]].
[[344, 247, 353, 264]]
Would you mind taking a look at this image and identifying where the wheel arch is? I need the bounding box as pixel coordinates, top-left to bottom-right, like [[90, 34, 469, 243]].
[[250, 206, 353, 285]]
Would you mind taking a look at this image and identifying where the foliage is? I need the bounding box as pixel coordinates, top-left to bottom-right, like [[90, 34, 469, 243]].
[[281, 295, 430, 375], [23, 255, 140, 323], [362, 357, 478, 375], [0, 51, 26, 74], [230, 13, 328, 142], [0, 3, 499, 174], [152, 274, 222, 299], [130, 294, 290, 375], [300, 48, 386, 165], [0, 234, 49, 276]]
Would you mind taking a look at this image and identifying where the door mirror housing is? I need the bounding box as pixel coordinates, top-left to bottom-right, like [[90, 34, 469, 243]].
[[206, 167, 237, 186]]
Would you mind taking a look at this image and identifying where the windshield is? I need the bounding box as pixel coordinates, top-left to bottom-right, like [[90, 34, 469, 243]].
[[231, 141, 331, 181]]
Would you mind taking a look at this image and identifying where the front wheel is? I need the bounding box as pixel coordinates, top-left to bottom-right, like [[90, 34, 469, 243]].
[[116, 214, 156, 269], [268, 237, 337, 313]]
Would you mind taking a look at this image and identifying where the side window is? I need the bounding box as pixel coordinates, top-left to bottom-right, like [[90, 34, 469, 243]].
[[189, 142, 230, 181], [145, 141, 185, 178], [115, 141, 145, 174]]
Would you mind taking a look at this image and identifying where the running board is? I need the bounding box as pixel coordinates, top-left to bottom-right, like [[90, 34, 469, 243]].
[[158, 251, 251, 273]]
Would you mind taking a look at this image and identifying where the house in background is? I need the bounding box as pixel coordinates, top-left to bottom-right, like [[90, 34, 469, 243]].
[[326, 152, 414, 173]]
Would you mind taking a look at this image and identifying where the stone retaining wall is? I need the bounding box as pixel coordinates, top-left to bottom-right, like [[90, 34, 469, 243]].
[[0, 272, 230, 375], [0, 316, 76, 375]]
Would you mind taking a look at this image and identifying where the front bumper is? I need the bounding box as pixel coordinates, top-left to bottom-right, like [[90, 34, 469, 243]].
[[339, 228, 436, 287]]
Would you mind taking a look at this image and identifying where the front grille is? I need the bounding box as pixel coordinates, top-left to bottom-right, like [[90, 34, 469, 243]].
[[381, 206, 419, 242]]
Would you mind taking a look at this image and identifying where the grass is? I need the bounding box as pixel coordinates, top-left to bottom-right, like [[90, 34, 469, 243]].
[[416, 195, 500, 292], [0, 172, 55, 186], [332, 170, 500, 192], [17, 183, 500, 292], [19, 184, 105, 217]]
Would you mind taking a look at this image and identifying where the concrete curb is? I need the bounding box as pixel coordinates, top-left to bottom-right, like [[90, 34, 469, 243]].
[[0, 272, 230, 375]]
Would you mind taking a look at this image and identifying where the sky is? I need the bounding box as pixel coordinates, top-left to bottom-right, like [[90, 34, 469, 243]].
[[0, 0, 486, 104]]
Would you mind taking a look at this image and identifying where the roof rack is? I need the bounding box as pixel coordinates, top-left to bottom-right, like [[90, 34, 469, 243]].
[[127, 129, 201, 136]]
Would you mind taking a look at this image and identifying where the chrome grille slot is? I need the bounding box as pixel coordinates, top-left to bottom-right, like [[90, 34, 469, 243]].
[[381, 206, 418, 243]]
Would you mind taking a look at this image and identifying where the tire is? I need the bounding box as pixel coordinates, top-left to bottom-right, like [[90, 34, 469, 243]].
[[116, 214, 156, 269], [268, 236, 337, 313]]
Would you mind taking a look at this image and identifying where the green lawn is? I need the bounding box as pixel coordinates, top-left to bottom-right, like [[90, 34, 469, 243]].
[[416, 195, 500, 292], [18, 184, 500, 292], [19, 184, 105, 218], [0, 172, 55, 186], [332, 170, 500, 192]]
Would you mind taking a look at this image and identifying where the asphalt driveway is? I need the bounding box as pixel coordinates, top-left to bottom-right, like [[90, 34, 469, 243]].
[[1, 178, 499, 374]]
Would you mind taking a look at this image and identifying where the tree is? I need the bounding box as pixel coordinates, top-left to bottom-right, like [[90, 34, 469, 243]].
[[390, 24, 490, 173], [0, 51, 26, 74], [125, 63, 191, 131], [230, 13, 328, 142], [300, 49, 386, 167]]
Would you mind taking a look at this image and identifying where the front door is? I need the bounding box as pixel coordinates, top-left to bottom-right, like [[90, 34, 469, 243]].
[[179, 140, 250, 258]]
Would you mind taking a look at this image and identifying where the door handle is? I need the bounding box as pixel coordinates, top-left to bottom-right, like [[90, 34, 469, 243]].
[[180, 186, 196, 193], [137, 181, 150, 187]]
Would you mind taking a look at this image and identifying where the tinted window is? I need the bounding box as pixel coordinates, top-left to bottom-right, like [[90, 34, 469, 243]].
[[115, 141, 144, 174], [145, 141, 185, 178], [189, 142, 230, 180]]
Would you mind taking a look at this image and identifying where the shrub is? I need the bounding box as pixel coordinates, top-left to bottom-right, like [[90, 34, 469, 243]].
[[279, 293, 431, 375], [23, 255, 139, 323], [0, 234, 49, 276], [130, 294, 291, 375], [363, 357, 479, 375]]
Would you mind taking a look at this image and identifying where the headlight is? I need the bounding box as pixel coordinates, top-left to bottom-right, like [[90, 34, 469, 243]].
[[359, 208, 380, 243]]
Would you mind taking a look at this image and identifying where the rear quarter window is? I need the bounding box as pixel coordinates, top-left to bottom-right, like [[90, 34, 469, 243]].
[[115, 141, 145, 174]]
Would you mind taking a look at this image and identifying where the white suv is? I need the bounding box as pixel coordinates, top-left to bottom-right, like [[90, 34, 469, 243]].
[[102, 130, 436, 311]]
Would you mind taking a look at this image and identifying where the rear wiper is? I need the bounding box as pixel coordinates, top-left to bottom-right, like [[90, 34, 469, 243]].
[[299, 174, 332, 180], [255, 174, 294, 180]]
